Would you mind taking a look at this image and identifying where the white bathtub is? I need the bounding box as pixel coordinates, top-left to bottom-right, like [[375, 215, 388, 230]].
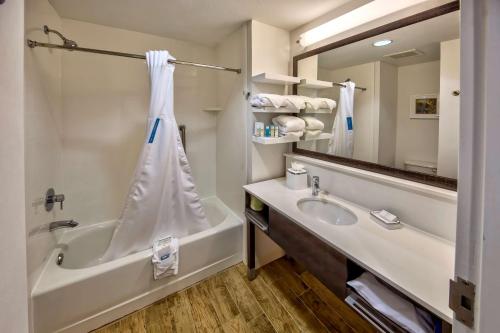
[[31, 197, 243, 333]]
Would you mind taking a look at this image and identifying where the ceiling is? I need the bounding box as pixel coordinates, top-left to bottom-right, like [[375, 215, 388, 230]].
[[315, 10, 459, 70], [49, 0, 355, 46]]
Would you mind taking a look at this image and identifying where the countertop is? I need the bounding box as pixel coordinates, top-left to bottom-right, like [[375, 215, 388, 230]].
[[244, 178, 455, 323]]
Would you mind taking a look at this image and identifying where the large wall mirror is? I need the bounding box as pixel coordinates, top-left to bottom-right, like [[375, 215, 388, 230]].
[[293, 2, 459, 190]]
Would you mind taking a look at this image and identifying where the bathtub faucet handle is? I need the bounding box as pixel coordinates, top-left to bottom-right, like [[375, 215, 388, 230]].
[[45, 188, 65, 211]]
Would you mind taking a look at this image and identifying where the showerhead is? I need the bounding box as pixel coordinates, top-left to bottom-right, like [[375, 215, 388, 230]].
[[43, 25, 78, 48]]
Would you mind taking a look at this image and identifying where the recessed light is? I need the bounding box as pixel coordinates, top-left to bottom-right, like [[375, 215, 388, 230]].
[[373, 39, 393, 47]]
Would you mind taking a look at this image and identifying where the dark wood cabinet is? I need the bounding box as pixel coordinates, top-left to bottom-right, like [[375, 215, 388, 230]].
[[268, 208, 348, 298]]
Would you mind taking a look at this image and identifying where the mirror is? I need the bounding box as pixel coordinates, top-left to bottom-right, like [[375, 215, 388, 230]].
[[294, 9, 459, 183]]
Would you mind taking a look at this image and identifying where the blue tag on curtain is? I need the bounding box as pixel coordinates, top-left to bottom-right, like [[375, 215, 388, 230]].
[[346, 117, 353, 130], [148, 118, 160, 143]]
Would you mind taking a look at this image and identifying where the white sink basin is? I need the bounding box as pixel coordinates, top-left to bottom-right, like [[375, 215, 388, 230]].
[[297, 198, 357, 226]]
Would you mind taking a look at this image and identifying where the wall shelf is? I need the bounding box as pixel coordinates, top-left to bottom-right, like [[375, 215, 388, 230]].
[[298, 79, 332, 89], [252, 73, 301, 85], [252, 107, 299, 114], [252, 136, 299, 145], [302, 132, 332, 141]]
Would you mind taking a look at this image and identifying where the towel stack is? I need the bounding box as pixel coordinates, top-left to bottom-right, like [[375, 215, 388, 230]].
[[301, 116, 324, 139], [304, 97, 336, 112], [250, 94, 305, 112], [272, 115, 305, 138], [250, 94, 336, 113]]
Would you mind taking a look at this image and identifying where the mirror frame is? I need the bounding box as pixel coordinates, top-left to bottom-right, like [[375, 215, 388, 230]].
[[292, 1, 459, 191]]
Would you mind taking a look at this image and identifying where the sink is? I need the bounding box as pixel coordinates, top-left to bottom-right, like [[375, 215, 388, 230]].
[[297, 198, 357, 225]]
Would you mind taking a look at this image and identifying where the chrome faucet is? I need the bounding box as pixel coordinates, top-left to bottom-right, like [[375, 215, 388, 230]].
[[49, 220, 78, 232], [312, 176, 320, 196]]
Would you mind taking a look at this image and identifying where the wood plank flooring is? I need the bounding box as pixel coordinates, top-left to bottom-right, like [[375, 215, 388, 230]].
[[93, 258, 376, 333]]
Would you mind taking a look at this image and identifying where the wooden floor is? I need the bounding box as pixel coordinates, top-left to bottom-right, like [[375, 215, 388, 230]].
[[93, 258, 376, 333]]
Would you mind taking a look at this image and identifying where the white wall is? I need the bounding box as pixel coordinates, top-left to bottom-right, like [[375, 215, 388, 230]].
[[215, 26, 247, 218], [248, 20, 291, 267], [375, 61, 398, 167], [287, 154, 457, 241], [24, 0, 64, 289], [437, 39, 460, 179], [60, 19, 218, 226], [0, 0, 30, 331], [394, 61, 440, 169]]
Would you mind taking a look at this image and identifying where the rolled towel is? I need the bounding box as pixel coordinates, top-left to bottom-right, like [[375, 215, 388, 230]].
[[272, 115, 306, 133], [250, 94, 306, 110], [250, 94, 287, 108], [301, 116, 324, 131], [305, 97, 337, 111]]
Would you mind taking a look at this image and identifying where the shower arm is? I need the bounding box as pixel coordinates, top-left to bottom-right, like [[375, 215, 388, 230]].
[[43, 25, 78, 48]]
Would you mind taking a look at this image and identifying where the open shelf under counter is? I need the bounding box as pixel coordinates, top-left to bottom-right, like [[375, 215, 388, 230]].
[[252, 72, 301, 85], [302, 132, 332, 141], [298, 79, 333, 89], [252, 136, 299, 145]]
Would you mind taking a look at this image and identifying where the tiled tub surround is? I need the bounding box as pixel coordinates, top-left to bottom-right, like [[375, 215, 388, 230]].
[[244, 177, 455, 323]]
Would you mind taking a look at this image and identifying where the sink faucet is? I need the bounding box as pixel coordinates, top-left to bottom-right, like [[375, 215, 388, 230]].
[[312, 176, 320, 196], [49, 220, 79, 232]]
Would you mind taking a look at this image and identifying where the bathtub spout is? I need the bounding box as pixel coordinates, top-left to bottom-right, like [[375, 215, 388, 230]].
[[49, 220, 79, 232]]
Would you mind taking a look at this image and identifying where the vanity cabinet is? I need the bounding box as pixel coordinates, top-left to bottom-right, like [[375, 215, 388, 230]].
[[245, 192, 452, 333], [268, 208, 348, 298], [245, 192, 348, 298]]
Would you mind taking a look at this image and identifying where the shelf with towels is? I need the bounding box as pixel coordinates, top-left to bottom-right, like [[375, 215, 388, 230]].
[[252, 73, 301, 85], [298, 79, 333, 89], [252, 136, 299, 145], [301, 133, 332, 141]]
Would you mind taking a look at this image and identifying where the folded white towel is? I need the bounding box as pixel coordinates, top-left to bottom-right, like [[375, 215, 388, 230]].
[[348, 273, 433, 333], [304, 129, 323, 138], [280, 130, 304, 139], [305, 97, 337, 111], [250, 94, 306, 110], [272, 115, 306, 132], [301, 116, 325, 130], [152, 236, 179, 280]]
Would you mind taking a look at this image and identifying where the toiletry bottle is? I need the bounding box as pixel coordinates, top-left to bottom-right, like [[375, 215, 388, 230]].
[[270, 125, 275, 138], [265, 125, 270, 137]]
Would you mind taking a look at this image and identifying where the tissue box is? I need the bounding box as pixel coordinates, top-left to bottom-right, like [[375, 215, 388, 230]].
[[286, 169, 308, 190]]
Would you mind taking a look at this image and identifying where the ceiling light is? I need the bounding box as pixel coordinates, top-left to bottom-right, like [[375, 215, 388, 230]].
[[373, 39, 393, 47], [297, 0, 430, 48]]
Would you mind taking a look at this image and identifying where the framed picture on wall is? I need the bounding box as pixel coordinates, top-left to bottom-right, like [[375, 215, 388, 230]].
[[410, 94, 439, 119]]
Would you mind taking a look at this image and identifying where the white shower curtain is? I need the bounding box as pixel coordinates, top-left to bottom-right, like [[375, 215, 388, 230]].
[[101, 51, 210, 261], [328, 81, 355, 158]]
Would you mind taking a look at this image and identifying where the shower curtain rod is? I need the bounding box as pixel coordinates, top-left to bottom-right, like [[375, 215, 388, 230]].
[[331, 81, 367, 91], [26, 26, 241, 74], [27, 40, 242, 74]]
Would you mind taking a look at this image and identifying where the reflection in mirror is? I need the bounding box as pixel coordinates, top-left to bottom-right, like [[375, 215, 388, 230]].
[[296, 10, 459, 179]]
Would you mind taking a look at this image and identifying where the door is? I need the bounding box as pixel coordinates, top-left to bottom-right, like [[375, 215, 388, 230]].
[[453, 1, 500, 332]]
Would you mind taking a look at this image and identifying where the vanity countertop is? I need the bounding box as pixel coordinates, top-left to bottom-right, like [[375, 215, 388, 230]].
[[244, 178, 455, 323]]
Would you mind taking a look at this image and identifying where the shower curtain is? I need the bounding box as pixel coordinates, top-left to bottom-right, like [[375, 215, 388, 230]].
[[102, 51, 210, 261], [328, 81, 355, 158]]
